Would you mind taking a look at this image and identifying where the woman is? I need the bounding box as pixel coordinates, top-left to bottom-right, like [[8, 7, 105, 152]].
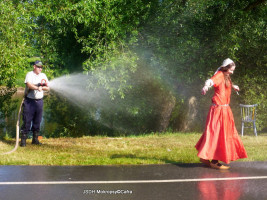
[[195, 58, 247, 169]]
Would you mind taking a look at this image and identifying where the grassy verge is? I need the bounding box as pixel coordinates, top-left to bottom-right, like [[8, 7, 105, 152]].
[[0, 132, 266, 165]]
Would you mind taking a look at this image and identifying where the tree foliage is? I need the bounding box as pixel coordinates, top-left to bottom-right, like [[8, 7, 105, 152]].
[[0, 0, 34, 87], [138, 0, 267, 130], [0, 0, 266, 134]]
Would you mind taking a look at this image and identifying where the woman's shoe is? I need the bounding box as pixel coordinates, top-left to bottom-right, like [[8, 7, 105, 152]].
[[200, 158, 211, 167], [210, 162, 230, 170]]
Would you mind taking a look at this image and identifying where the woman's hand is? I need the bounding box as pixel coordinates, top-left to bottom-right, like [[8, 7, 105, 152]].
[[201, 86, 209, 95], [232, 85, 239, 91]]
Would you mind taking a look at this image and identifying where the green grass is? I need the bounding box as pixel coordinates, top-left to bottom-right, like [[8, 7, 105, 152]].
[[0, 132, 266, 165]]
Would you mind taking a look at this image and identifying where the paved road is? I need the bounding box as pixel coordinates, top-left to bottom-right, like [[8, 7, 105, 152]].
[[0, 162, 267, 200]]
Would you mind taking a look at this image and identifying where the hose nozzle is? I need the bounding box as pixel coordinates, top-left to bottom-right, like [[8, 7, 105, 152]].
[[37, 79, 47, 87]]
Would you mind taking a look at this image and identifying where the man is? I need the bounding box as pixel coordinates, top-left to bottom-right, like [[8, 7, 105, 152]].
[[20, 60, 50, 147]]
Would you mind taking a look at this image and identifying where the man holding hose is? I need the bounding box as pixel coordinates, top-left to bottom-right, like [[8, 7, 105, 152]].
[[20, 61, 49, 147]]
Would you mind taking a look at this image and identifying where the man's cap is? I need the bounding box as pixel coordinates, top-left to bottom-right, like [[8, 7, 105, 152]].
[[34, 60, 43, 67]]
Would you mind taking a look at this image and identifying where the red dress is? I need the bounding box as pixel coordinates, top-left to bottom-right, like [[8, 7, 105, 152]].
[[195, 71, 247, 164]]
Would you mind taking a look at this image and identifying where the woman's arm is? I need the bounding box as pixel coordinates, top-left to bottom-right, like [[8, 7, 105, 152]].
[[201, 79, 214, 95]]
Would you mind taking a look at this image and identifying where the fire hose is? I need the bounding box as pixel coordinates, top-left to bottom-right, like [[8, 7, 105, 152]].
[[1, 97, 24, 155]]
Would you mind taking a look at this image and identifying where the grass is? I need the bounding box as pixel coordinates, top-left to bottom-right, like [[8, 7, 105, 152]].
[[0, 132, 267, 165]]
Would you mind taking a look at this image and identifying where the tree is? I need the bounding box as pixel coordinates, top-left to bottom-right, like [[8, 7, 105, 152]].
[[0, 0, 34, 87], [32, 0, 152, 89]]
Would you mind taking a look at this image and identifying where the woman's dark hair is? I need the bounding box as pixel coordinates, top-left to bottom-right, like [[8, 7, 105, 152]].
[[219, 63, 235, 87]]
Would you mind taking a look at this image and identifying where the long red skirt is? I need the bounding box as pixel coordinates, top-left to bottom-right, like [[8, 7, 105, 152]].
[[195, 105, 247, 164]]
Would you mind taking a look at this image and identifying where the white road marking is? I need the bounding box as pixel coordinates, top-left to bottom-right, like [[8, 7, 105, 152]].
[[0, 176, 267, 185]]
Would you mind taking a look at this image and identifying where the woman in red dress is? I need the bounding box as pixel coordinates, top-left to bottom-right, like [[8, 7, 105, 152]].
[[195, 58, 247, 169]]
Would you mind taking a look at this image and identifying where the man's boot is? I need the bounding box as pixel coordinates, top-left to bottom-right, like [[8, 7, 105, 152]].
[[32, 131, 42, 145], [20, 133, 27, 147]]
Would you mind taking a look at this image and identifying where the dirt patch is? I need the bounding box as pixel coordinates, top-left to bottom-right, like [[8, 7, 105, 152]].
[[16, 87, 25, 94]]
